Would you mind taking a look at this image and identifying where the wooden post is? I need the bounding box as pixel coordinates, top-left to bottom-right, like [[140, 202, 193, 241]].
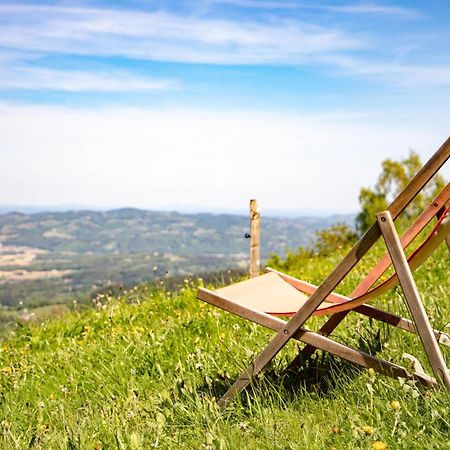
[[249, 199, 260, 278]]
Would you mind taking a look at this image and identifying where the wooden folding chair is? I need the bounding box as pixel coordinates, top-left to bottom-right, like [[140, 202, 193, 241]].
[[197, 137, 450, 408]]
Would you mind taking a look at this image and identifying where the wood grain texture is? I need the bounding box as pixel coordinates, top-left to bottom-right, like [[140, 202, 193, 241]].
[[249, 199, 260, 278], [377, 210, 450, 391]]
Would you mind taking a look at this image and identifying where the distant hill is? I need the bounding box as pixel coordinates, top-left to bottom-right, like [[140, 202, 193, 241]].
[[0, 208, 354, 307]]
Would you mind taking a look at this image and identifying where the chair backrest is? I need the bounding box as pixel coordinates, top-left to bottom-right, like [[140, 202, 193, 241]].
[[351, 182, 450, 298], [315, 213, 450, 316]]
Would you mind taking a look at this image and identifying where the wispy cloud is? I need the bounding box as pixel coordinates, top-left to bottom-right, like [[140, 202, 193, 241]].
[[0, 1, 448, 95], [208, 0, 420, 18], [0, 63, 176, 92], [332, 56, 450, 87], [0, 3, 367, 65], [331, 3, 419, 16]]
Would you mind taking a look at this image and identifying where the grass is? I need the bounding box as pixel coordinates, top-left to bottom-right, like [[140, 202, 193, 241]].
[[0, 244, 449, 449]]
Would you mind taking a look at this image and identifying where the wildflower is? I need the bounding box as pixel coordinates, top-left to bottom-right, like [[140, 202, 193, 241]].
[[362, 425, 374, 435], [390, 400, 400, 411], [331, 425, 340, 433], [239, 422, 248, 430], [372, 441, 387, 450]]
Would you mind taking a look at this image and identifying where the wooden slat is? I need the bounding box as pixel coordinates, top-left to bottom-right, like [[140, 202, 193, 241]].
[[377, 210, 450, 391], [354, 304, 450, 346], [217, 137, 450, 406]]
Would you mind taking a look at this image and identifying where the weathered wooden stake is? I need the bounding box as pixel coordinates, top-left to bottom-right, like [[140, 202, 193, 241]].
[[249, 199, 260, 278]]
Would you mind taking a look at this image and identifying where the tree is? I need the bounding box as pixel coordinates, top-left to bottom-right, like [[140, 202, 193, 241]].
[[314, 224, 357, 256], [355, 151, 445, 234]]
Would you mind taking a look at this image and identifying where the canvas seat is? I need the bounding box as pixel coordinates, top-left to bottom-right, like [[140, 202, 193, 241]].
[[216, 271, 335, 316]]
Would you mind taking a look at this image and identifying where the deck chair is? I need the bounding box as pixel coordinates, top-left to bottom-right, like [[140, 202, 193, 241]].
[[197, 137, 450, 408]]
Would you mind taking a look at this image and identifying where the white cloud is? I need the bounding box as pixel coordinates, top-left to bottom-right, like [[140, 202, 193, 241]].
[[0, 2, 445, 91], [208, 0, 420, 18], [0, 63, 176, 92], [0, 3, 367, 65], [0, 103, 448, 213], [334, 58, 450, 87]]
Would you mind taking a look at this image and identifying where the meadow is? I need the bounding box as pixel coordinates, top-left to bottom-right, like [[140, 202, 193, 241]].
[[0, 237, 448, 449]]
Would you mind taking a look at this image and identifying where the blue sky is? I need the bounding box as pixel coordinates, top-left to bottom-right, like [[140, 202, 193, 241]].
[[0, 1, 449, 214]]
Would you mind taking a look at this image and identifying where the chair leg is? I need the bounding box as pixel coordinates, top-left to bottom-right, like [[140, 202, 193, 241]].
[[377, 211, 450, 391]]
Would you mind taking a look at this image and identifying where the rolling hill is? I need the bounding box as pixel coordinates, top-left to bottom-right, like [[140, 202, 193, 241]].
[[0, 208, 353, 307]]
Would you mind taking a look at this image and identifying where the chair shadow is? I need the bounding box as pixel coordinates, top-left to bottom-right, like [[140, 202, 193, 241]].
[[197, 327, 385, 404]]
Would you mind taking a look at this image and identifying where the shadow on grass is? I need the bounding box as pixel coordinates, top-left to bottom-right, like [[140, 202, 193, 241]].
[[197, 326, 385, 405]]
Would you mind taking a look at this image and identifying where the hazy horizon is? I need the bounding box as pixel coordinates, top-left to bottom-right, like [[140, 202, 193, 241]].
[[0, 202, 357, 218]]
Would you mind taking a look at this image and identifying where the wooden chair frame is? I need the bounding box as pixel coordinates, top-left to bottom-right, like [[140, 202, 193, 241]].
[[197, 137, 450, 408]]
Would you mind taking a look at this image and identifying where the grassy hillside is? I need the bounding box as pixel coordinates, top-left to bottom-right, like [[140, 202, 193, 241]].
[[0, 242, 448, 448]]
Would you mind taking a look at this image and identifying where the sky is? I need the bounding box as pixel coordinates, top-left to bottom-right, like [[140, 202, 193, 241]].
[[0, 1, 449, 216]]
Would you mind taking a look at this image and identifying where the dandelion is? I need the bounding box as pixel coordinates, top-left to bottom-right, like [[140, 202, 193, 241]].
[[390, 400, 400, 411], [362, 425, 374, 435], [372, 441, 387, 450], [390, 400, 401, 435]]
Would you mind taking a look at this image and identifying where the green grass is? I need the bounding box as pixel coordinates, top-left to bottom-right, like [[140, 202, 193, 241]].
[[0, 245, 449, 449]]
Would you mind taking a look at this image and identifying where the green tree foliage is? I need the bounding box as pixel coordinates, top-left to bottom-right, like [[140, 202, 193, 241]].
[[314, 224, 357, 256], [356, 151, 445, 234]]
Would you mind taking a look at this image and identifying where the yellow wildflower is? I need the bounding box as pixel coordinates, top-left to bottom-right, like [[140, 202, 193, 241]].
[[390, 400, 400, 411], [372, 441, 387, 450], [362, 425, 374, 435]]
